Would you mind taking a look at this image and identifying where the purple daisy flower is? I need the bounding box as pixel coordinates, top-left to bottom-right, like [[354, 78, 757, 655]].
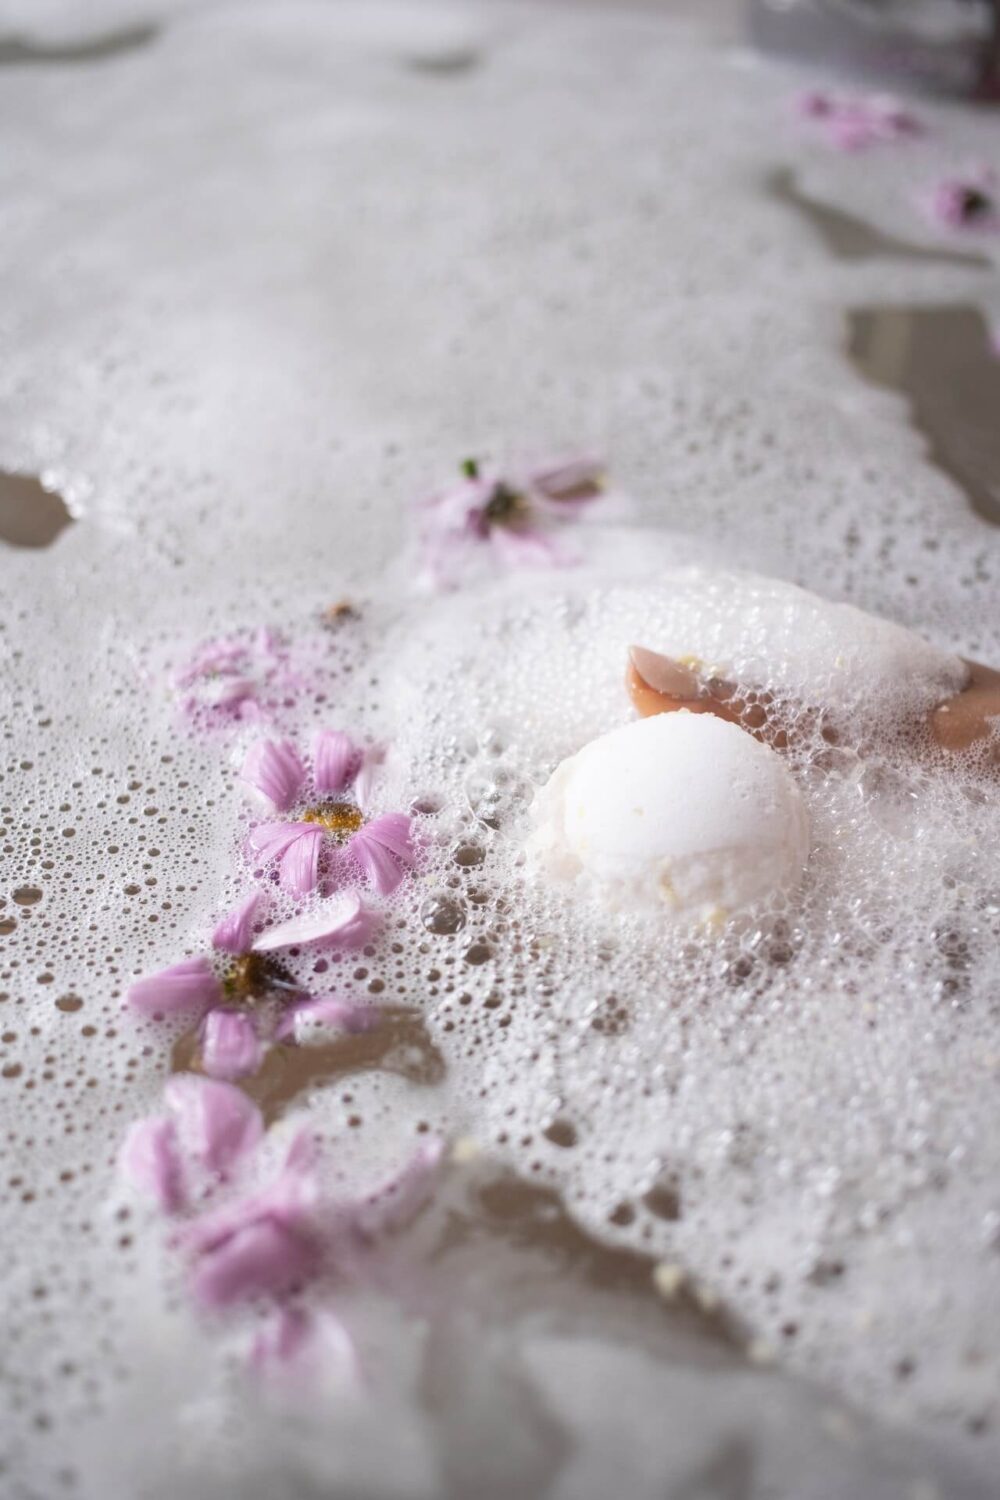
[[415, 453, 605, 591], [124, 890, 380, 1082], [241, 733, 416, 898]]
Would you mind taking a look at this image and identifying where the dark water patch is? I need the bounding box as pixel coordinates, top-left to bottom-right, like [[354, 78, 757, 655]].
[[848, 303, 1000, 526], [0, 23, 158, 68], [767, 167, 990, 268], [404, 47, 481, 77], [0, 472, 74, 549], [172, 1003, 446, 1125]]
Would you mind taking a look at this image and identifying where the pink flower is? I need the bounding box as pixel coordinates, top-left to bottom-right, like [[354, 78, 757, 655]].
[[415, 453, 605, 591], [173, 627, 307, 730], [243, 735, 414, 897], [125, 891, 379, 1083], [927, 171, 998, 231], [126, 956, 222, 1020], [793, 88, 921, 152]]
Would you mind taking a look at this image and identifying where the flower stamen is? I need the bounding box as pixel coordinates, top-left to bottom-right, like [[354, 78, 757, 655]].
[[302, 800, 365, 840]]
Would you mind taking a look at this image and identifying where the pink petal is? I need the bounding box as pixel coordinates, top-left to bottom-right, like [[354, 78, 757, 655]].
[[352, 1139, 445, 1240], [248, 821, 316, 863], [126, 956, 222, 1020], [211, 891, 263, 954], [164, 1073, 263, 1175], [240, 738, 305, 812], [175, 638, 247, 688], [252, 893, 380, 953], [278, 826, 324, 896], [489, 523, 567, 570], [274, 996, 380, 1045], [313, 730, 360, 795], [249, 1307, 359, 1387], [201, 1009, 263, 1081], [202, 675, 257, 708], [348, 816, 413, 896], [119, 1115, 184, 1213], [353, 745, 385, 815], [192, 1216, 318, 1310], [364, 812, 413, 860], [348, 831, 404, 894]]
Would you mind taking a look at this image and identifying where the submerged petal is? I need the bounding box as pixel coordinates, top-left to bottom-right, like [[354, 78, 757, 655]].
[[351, 1139, 445, 1240], [241, 738, 305, 812], [249, 1306, 359, 1389], [211, 891, 263, 954], [126, 956, 222, 1020], [201, 1010, 263, 1082], [119, 1115, 184, 1213], [252, 893, 381, 953], [313, 729, 360, 795], [274, 996, 380, 1046], [164, 1073, 263, 1175]]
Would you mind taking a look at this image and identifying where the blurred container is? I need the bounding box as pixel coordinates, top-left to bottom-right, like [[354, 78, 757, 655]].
[[749, 0, 1000, 99]]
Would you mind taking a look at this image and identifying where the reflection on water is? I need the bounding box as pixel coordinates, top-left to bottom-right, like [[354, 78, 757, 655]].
[[766, 167, 991, 267], [0, 471, 74, 548], [0, 24, 159, 68], [848, 303, 1000, 525]]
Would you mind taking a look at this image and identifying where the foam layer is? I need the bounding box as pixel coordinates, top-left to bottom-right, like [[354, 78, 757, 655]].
[[1, 2, 1000, 1497]]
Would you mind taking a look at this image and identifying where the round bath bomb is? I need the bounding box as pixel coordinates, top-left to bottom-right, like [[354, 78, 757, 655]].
[[528, 712, 809, 919]]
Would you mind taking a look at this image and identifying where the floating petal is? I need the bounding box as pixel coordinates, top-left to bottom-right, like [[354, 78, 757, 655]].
[[313, 729, 360, 795], [164, 1073, 263, 1175], [192, 1216, 318, 1310], [119, 1115, 184, 1213], [253, 893, 380, 952], [211, 891, 263, 954], [275, 996, 380, 1046], [201, 1010, 263, 1082], [241, 738, 305, 812], [126, 956, 222, 1019]]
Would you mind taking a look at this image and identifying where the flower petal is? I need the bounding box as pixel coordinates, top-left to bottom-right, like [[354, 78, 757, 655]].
[[119, 1115, 184, 1213], [252, 893, 380, 953], [240, 738, 305, 812], [278, 826, 324, 896], [274, 996, 380, 1045], [164, 1073, 263, 1175], [126, 957, 222, 1020], [351, 1139, 445, 1240], [248, 821, 316, 863], [313, 729, 360, 795], [348, 819, 412, 895], [211, 891, 263, 954], [192, 1216, 318, 1311], [201, 1010, 263, 1082], [249, 1307, 359, 1389], [353, 745, 385, 816]]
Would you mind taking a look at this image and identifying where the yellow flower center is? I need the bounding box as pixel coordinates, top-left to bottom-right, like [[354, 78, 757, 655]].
[[302, 799, 364, 840]]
